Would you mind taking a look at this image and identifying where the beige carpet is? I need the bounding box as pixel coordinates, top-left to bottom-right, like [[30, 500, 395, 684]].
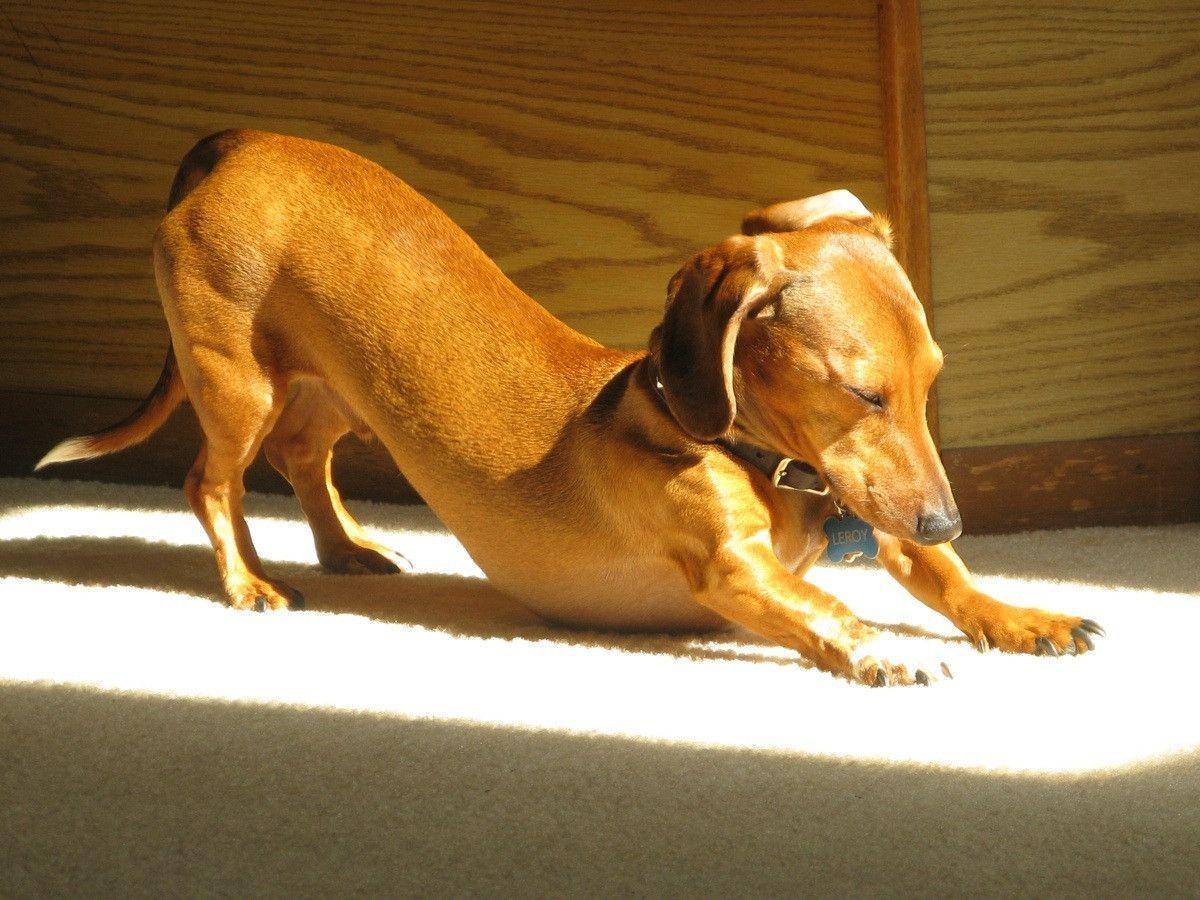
[[1, 476, 1198, 896]]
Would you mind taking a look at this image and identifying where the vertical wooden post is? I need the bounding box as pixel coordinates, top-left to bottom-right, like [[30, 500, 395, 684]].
[[879, 0, 938, 444]]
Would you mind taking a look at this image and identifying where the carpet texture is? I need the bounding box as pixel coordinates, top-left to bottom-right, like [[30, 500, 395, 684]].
[[1, 476, 1198, 896]]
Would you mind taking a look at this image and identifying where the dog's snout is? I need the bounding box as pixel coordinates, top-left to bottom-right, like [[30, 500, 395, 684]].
[[914, 507, 962, 545]]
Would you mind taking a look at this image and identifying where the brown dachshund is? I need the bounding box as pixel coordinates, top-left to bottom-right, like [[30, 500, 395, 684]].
[[38, 130, 1102, 685]]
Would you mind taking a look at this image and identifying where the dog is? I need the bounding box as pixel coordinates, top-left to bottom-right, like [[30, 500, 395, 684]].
[[37, 130, 1102, 685]]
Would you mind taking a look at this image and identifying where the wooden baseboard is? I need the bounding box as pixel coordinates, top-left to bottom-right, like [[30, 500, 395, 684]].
[[0, 390, 422, 505], [3, 390, 1196, 534], [943, 432, 1200, 533]]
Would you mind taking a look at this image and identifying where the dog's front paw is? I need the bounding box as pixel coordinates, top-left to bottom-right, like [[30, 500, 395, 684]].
[[957, 592, 1104, 656], [847, 631, 953, 687]]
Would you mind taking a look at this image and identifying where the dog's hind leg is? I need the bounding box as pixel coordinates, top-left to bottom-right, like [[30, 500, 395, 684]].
[[263, 381, 409, 575], [180, 361, 301, 611]]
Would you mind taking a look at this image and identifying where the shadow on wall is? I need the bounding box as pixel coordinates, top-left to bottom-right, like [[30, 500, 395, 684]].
[[2, 680, 1198, 897]]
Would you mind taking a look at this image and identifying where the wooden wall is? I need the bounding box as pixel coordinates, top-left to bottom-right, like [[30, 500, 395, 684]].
[[2, 0, 1195, 531], [0, 0, 885, 401], [920, 0, 1200, 450]]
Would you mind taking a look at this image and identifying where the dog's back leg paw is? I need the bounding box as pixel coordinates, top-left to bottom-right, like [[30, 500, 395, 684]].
[[264, 381, 411, 576], [319, 543, 411, 575]]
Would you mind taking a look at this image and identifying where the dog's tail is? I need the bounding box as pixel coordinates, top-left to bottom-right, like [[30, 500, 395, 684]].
[[35, 346, 186, 471], [165, 129, 245, 212]]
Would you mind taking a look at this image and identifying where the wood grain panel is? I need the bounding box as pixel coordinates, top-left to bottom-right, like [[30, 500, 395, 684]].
[[0, 0, 886, 400], [921, 0, 1200, 448], [944, 432, 1200, 533]]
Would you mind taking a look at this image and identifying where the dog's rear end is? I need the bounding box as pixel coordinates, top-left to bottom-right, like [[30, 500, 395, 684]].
[[41, 130, 634, 610], [33, 131, 236, 471]]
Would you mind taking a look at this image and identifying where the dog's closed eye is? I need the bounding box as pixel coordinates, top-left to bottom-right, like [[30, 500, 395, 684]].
[[846, 385, 886, 409]]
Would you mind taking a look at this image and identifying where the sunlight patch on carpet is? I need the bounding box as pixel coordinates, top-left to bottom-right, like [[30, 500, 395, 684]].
[[2, 477, 1198, 775]]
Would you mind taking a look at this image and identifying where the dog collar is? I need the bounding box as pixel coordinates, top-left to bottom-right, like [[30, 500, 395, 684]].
[[648, 365, 829, 496], [716, 439, 830, 495]]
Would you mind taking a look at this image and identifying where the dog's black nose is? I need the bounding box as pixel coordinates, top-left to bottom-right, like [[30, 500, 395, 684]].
[[914, 507, 962, 545]]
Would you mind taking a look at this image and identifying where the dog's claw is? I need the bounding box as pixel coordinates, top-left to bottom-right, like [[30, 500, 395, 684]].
[[288, 588, 306, 611], [975, 634, 990, 653], [873, 669, 888, 687], [1080, 619, 1105, 638], [1071, 626, 1094, 652], [253, 595, 267, 613], [1035, 636, 1059, 657], [915, 669, 930, 686]]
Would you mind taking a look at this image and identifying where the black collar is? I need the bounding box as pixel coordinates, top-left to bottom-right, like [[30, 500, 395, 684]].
[[646, 362, 830, 496], [716, 438, 829, 495]]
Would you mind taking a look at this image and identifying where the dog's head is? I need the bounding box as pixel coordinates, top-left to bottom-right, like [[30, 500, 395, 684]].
[[649, 190, 960, 545]]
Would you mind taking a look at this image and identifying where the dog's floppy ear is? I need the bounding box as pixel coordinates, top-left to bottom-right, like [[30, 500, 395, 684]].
[[742, 189, 892, 246], [650, 235, 780, 441]]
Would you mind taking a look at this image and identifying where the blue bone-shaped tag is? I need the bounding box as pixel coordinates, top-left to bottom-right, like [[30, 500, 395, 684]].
[[824, 512, 879, 564]]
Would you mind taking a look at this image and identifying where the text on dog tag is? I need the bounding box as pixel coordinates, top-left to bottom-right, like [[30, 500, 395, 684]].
[[824, 513, 879, 564]]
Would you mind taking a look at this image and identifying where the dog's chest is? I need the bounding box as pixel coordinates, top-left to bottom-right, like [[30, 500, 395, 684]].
[[769, 492, 836, 574]]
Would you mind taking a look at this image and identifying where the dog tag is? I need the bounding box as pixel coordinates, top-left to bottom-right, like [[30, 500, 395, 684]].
[[824, 512, 879, 564]]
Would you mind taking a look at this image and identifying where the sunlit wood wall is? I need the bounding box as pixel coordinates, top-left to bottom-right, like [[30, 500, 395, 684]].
[[922, 0, 1200, 450], [0, 0, 885, 399], [3, 0, 1195, 530]]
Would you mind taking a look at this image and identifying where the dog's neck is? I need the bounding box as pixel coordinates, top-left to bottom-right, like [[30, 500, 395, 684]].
[[639, 357, 828, 495]]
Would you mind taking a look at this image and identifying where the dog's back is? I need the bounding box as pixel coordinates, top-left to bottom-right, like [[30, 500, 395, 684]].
[[156, 131, 627, 478]]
